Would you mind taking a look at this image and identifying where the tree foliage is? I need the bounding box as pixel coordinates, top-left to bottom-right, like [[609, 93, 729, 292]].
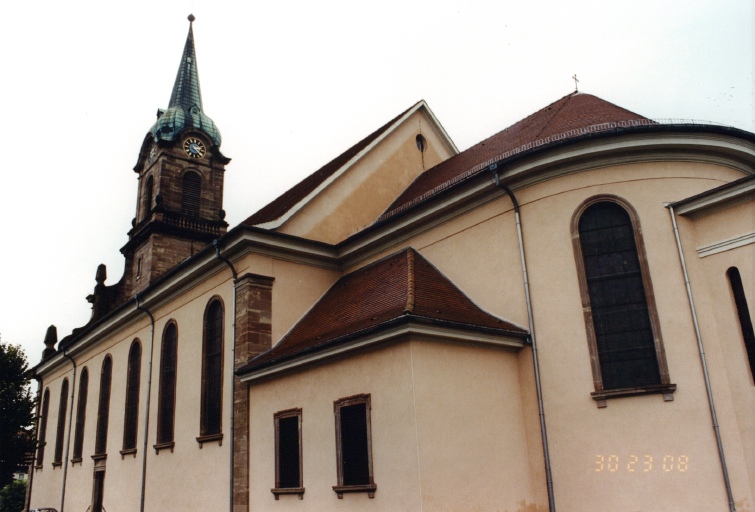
[[0, 480, 26, 512], [0, 339, 36, 489]]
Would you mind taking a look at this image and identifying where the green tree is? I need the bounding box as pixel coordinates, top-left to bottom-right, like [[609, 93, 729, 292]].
[[0, 480, 26, 512], [0, 338, 36, 489]]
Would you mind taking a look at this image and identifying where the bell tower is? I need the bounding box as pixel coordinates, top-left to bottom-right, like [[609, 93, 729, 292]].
[[122, 15, 230, 297]]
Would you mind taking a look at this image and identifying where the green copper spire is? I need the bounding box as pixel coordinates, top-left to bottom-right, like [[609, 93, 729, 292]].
[[150, 15, 221, 146]]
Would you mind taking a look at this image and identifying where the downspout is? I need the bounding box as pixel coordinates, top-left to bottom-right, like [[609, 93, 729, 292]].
[[667, 205, 736, 512], [213, 239, 238, 512], [491, 167, 556, 512], [59, 351, 77, 512], [135, 295, 156, 512], [24, 378, 43, 512]]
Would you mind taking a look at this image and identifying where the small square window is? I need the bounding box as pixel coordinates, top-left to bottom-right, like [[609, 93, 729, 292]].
[[333, 394, 376, 499]]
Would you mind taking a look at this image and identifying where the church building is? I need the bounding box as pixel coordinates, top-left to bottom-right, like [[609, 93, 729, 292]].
[[27, 16, 755, 512]]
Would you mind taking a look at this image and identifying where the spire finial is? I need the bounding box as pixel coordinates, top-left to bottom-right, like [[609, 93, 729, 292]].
[[188, 13, 195, 23], [572, 74, 579, 92]]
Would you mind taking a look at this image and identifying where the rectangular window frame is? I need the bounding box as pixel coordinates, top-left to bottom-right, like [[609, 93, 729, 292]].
[[271, 408, 304, 500], [333, 394, 376, 499]]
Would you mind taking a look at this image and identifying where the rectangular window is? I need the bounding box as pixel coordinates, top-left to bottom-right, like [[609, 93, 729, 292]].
[[271, 408, 303, 500], [333, 394, 376, 499]]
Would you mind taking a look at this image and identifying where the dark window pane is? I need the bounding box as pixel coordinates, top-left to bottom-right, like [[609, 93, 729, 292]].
[[123, 342, 141, 450], [728, 267, 755, 381], [73, 368, 89, 460], [95, 358, 112, 455], [340, 403, 370, 486], [54, 379, 69, 463], [158, 324, 177, 444], [579, 202, 660, 390], [202, 302, 222, 435], [277, 416, 300, 488], [36, 389, 50, 465]]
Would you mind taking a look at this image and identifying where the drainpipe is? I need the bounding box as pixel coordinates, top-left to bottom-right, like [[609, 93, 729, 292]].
[[135, 295, 156, 512], [24, 377, 43, 512], [490, 167, 556, 512], [667, 206, 736, 512], [59, 351, 77, 512], [213, 239, 238, 512]]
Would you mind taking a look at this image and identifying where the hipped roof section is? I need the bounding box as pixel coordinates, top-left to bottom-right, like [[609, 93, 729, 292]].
[[380, 92, 649, 220], [242, 100, 456, 228], [238, 248, 527, 373]]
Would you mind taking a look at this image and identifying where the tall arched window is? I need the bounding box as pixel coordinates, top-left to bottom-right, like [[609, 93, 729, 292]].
[[181, 171, 201, 217], [572, 197, 673, 406], [72, 367, 89, 463], [156, 322, 178, 449], [122, 340, 142, 454], [94, 356, 112, 456], [200, 299, 223, 440], [36, 388, 50, 467], [53, 378, 69, 466], [143, 175, 154, 221], [727, 267, 755, 382]]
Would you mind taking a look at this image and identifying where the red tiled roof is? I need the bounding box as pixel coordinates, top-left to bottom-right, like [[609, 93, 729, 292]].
[[381, 92, 648, 218], [239, 248, 527, 372], [243, 102, 422, 226]]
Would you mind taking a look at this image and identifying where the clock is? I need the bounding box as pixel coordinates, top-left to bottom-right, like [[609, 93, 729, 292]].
[[183, 138, 206, 159]]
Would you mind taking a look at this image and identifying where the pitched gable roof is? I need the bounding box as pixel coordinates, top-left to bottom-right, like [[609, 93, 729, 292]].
[[238, 248, 527, 374], [380, 92, 649, 220], [243, 101, 456, 228]]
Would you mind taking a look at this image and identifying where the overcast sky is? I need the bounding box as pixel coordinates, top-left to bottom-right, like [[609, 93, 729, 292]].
[[1, 0, 752, 365]]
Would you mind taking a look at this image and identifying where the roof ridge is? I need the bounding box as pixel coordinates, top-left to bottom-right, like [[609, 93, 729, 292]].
[[404, 249, 415, 313]]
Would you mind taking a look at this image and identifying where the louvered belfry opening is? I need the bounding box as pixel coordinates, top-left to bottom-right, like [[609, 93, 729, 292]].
[[95, 357, 113, 455], [578, 202, 660, 390], [181, 171, 202, 217], [123, 341, 142, 451], [73, 367, 89, 461], [201, 300, 223, 436], [158, 323, 178, 444]]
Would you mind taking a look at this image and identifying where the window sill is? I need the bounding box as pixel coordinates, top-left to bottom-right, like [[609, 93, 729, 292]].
[[196, 433, 223, 448], [592, 383, 676, 408], [332, 484, 377, 499], [271, 487, 305, 500], [34, 465, 43, 471], [120, 448, 137, 459], [70, 457, 82, 466], [90, 453, 108, 461], [153, 441, 175, 454], [51, 461, 62, 468]]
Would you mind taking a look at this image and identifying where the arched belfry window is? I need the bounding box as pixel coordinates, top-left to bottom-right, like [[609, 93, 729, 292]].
[[36, 388, 50, 467], [53, 378, 69, 466], [143, 175, 154, 221], [72, 367, 89, 463], [122, 340, 142, 454], [181, 171, 201, 217], [156, 322, 178, 450], [199, 299, 223, 442], [94, 356, 113, 456], [571, 196, 674, 406]]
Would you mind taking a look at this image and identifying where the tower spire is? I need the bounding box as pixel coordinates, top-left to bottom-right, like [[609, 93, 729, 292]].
[[150, 14, 221, 146]]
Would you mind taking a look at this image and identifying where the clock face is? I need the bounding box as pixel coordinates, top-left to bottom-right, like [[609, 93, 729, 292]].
[[183, 138, 206, 159]]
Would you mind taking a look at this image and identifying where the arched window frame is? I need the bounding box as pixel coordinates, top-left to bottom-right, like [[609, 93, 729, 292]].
[[53, 378, 69, 466], [571, 195, 675, 407], [35, 388, 50, 468], [72, 367, 88, 464], [155, 321, 178, 452], [93, 356, 112, 458], [181, 170, 202, 217], [121, 340, 142, 456], [198, 298, 224, 446]]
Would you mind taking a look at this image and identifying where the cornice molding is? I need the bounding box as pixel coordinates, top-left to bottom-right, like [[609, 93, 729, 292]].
[[697, 232, 755, 258]]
